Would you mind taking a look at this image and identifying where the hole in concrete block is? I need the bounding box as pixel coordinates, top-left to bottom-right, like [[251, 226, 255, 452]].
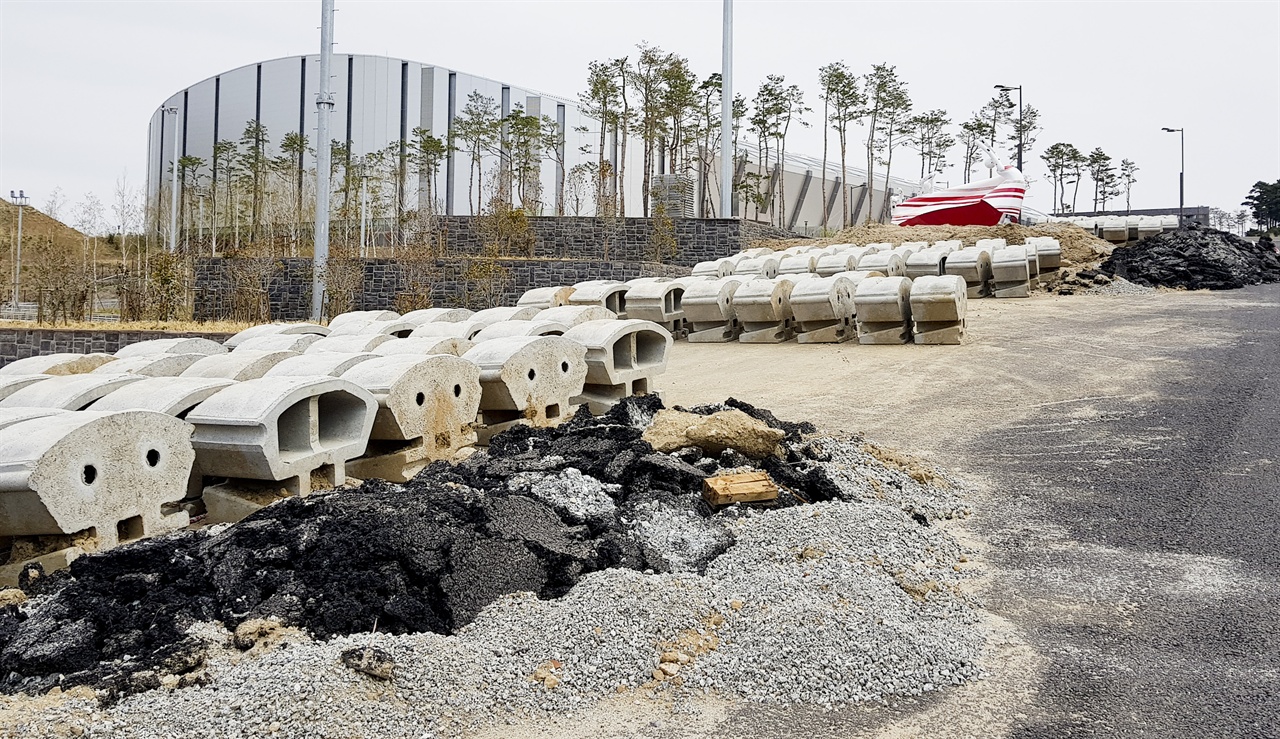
[[146, 449, 161, 467], [116, 515, 145, 543], [415, 392, 426, 407], [633, 377, 649, 395], [545, 404, 561, 419], [82, 465, 98, 485], [277, 398, 314, 458], [635, 331, 666, 368], [528, 368, 537, 381], [612, 339, 634, 371], [317, 391, 371, 450], [453, 384, 462, 397], [434, 432, 451, 449], [560, 361, 569, 374]]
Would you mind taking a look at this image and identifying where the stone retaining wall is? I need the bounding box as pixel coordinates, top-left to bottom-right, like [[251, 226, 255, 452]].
[[0, 329, 234, 369]]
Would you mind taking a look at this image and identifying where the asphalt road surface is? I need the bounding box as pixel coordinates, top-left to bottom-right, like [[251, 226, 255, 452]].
[[661, 284, 1280, 738]]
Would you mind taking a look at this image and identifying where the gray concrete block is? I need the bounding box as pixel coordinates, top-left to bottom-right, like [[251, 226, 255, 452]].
[[328, 310, 400, 330], [91, 353, 209, 377], [91, 376, 237, 417], [0, 376, 51, 402], [562, 319, 672, 414], [462, 335, 587, 437], [231, 333, 324, 353], [181, 350, 300, 380], [0, 374, 146, 410], [400, 308, 475, 325], [373, 337, 475, 357], [910, 275, 968, 345], [684, 277, 746, 343], [306, 334, 395, 354], [0, 353, 117, 376], [114, 338, 227, 359], [223, 322, 329, 349], [472, 320, 569, 342], [791, 275, 857, 344], [517, 286, 575, 310], [568, 280, 629, 316], [535, 305, 618, 328], [855, 276, 914, 344], [264, 352, 378, 378]]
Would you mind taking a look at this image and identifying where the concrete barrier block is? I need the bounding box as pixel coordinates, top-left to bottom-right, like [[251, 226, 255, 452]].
[[932, 240, 963, 252], [910, 275, 968, 345], [231, 333, 323, 353], [91, 353, 207, 377], [0, 374, 145, 410], [91, 376, 236, 417], [865, 242, 892, 253], [684, 277, 745, 343], [328, 310, 400, 330], [224, 322, 329, 349], [400, 308, 475, 325], [975, 238, 1007, 251], [791, 276, 857, 344], [568, 280, 629, 316], [306, 334, 395, 354], [114, 338, 227, 359], [373, 337, 475, 357], [623, 280, 687, 336], [692, 259, 735, 278], [0, 408, 65, 430], [472, 306, 541, 324], [562, 319, 671, 413], [944, 249, 994, 298], [733, 278, 796, 344], [461, 335, 587, 439], [1026, 237, 1062, 270], [535, 305, 619, 327], [409, 320, 488, 341], [734, 256, 779, 279], [471, 320, 569, 342], [326, 319, 416, 338], [517, 286, 576, 310], [0, 410, 195, 553], [1100, 217, 1128, 243], [855, 276, 914, 344], [904, 251, 948, 280], [264, 352, 378, 378], [815, 252, 861, 277], [0, 376, 52, 402], [857, 252, 906, 276], [0, 353, 117, 376], [777, 255, 817, 275], [181, 350, 299, 380], [185, 376, 378, 496], [991, 247, 1032, 298]]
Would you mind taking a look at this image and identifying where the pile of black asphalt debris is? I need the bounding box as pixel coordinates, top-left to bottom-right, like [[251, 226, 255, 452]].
[[0, 397, 849, 701], [1102, 226, 1280, 290]]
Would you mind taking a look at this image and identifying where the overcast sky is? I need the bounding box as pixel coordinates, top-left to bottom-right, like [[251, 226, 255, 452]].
[[1, 0, 1277, 225]]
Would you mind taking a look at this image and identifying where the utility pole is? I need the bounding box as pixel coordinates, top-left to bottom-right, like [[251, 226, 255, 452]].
[[359, 173, 368, 258], [313, 0, 335, 321], [163, 106, 181, 253], [9, 190, 28, 309], [719, 0, 734, 219], [1162, 127, 1185, 227]]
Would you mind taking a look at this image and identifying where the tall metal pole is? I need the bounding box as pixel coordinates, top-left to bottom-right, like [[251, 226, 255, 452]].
[[313, 0, 335, 321], [719, 0, 733, 219], [165, 106, 180, 253], [359, 175, 368, 258], [10, 191, 27, 308], [1179, 129, 1185, 227]]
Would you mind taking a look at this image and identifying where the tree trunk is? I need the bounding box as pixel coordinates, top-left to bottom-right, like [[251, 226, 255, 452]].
[[839, 130, 848, 228], [820, 99, 829, 231], [864, 112, 878, 225]]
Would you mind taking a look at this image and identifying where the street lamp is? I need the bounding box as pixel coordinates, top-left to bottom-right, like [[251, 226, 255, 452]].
[[1161, 127, 1184, 227], [162, 106, 181, 253], [994, 84, 1023, 173], [8, 190, 28, 309]]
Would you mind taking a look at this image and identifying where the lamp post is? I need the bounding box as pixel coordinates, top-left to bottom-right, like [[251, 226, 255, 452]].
[[313, 0, 336, 321], [719, 0, 734, 219], [162, 106, 180, 253], [994, 84, 1023, 172], [1161, 127, 1184, 227], [9, 190, 28, 309]]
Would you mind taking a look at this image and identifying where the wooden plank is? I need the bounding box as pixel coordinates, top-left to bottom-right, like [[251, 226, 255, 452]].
[[703, 471, 778, 506]]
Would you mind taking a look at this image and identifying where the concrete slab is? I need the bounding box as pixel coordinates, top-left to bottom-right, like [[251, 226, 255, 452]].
[[0, 353, 117, 376], [0, 374, 146, 410], [114, 338, 227, 359], [180, 350, 299, 380]]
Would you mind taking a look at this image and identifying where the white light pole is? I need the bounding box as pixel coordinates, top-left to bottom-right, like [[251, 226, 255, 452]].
[[359, 172, 368, 257], [9, 190, 28, 309], [719, 0, 734, 220], [313, 0, 336, 321], [163, 106, 180, 253], [1162, 127, 1184, 227]]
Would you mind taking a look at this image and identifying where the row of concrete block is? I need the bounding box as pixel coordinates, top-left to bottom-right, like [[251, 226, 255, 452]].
[[689, 238, 1061, 299], [1046, 214, 1177, 243], [0, 318, 673, 581]]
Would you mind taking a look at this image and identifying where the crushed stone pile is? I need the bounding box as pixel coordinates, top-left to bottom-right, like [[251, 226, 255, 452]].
[[758, 222, 1112, 268], [0, 398, 984, 737], [1102, 228, 1280, 290]]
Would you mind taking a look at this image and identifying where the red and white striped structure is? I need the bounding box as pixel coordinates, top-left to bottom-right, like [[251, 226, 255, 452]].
[[893, 160, 1027, 227]]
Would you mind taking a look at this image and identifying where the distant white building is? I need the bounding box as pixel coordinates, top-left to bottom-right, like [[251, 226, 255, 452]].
[[147, 54, 915, 236]]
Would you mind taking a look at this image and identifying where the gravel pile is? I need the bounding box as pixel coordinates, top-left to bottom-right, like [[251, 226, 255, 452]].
[[0, 403, 984, 737], [1102, 227, 1280, 290]]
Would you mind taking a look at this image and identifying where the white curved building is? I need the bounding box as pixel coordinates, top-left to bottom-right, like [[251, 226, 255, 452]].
[[147, 54, 912, 235]]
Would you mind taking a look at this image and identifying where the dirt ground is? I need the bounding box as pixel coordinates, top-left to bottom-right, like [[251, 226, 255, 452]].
[[484, 285, 1278, 737]]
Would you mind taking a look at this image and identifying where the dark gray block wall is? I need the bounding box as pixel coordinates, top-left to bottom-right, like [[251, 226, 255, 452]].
[[0, 329, 233, 369]]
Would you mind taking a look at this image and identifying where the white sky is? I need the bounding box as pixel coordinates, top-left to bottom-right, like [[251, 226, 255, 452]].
[[1, 0, 1277, 224]]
